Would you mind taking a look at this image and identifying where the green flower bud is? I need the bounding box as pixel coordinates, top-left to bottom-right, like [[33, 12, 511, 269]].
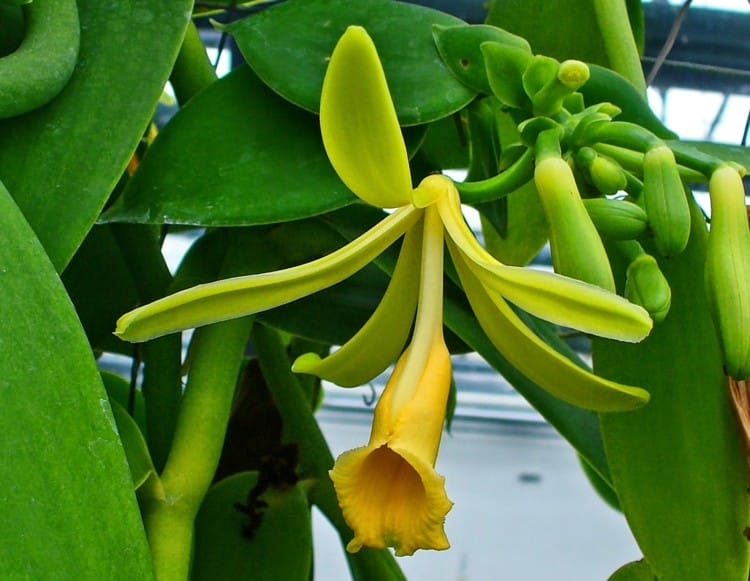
[[642, 145, 691, 257], [625, 253, 671, 323]]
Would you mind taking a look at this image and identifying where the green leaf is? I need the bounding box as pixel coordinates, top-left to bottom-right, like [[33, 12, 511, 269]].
[[0, 0, 192, 271], [416, 114, 470, 171], [626, 0, 645, 56], [61, 225, 140, 349], [0, 3, 23, 57], [109, 399, 156, 490], [608, 560, 654, 581], [101, 370, 147, 438], [0, 181, 153, 577], [103, 66, 356, 227], [582, 64, 677, 140], [227, 0, 476, 126], [433, 24, 531, 95], [487, 0, 611, 65], [594, 201, 750, 580], [193, 472, 312, 581]]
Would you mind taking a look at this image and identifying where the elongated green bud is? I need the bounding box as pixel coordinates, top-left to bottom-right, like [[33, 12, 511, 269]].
[[575, 147, 628, 195], [705, 165, 750, 379], [590, 155, 628, 195], [642, 145, 691, 257], [617, 241, 671, 323], [583, 197, 648, 240], [534, 131, 615, 291]]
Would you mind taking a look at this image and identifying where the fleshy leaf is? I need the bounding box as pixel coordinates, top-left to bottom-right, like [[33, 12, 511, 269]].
[[594, 200, 750, 579], [226, 0, 475, 125], [193, 472, 312, 580], [102, 66, 356, 226], [115, 206, 421, 342], [109, 400, 156, 490], [0, 0, 192, 270], [432, 24, 531, 95], [0, 180, 153, 577], [292, 222, 422, 386], [320, 26, 412, 208], [448, 240, 649, 412]]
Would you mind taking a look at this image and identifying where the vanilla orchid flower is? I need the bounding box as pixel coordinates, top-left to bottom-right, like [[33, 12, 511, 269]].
[[115, 25, 653, 556]]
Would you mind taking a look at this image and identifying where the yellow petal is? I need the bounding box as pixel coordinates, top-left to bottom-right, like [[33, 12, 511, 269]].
[[320, 26, 412, 208], [448, 240, 650, 411], [115, 206, 420, 342], [292, 220, 422, 386], [436, 181, 652, 342]]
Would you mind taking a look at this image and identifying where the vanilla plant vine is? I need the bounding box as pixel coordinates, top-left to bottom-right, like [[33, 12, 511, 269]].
[[116, 26, 653, 555]]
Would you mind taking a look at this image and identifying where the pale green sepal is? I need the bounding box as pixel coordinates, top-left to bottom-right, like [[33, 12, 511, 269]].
[[437, 190, 652, 342], [484, 267, 652, 342], [116, 206, 421, 342], [292, 221, 422, 386], [448, 241, 650, 412], [320, 25, 412, 209]]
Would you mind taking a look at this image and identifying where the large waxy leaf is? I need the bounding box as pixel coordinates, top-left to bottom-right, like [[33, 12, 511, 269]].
[[594, 201, 750, 580], [103, 66, 356, 227], [0, 182, 153, 577], [0, 0, 192, 272], [226, 0, 476, 126], [61, 225, 140, 349], [487, 0, 610, 65], [193, 472, 312, 580]]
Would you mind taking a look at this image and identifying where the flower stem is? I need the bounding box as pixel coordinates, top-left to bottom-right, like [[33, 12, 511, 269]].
[[592, 0, 646, 94], [251, 323, 406, 579], [142, 316, 253, 580], [169, 20, 217, 106]]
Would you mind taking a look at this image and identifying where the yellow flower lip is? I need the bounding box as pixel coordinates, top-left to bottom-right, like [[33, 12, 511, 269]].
[[330, 331, 454, 556]]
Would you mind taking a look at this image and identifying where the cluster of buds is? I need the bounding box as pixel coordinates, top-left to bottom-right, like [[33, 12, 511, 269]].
[[437, 24, 750, 375]]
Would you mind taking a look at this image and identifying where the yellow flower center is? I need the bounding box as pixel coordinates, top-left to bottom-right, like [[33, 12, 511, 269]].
[[411, 174, 454, 208]]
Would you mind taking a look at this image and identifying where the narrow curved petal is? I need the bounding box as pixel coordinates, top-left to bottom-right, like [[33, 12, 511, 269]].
[[320, 26, 412, 208], [292, 221, 422, 386], [448, 239, 650, 412], [436, 181, 652, 342], [115, 206, 421, 342]]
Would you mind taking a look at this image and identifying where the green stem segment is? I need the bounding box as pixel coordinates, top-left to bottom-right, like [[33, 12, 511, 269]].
[[454, 147, 534, 204], [142, 316, 253, 581], [169, 20, 217, 106], [110, 224, 182, 472], [251, 323, 405, 579], [591, 0, 646, 95]]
